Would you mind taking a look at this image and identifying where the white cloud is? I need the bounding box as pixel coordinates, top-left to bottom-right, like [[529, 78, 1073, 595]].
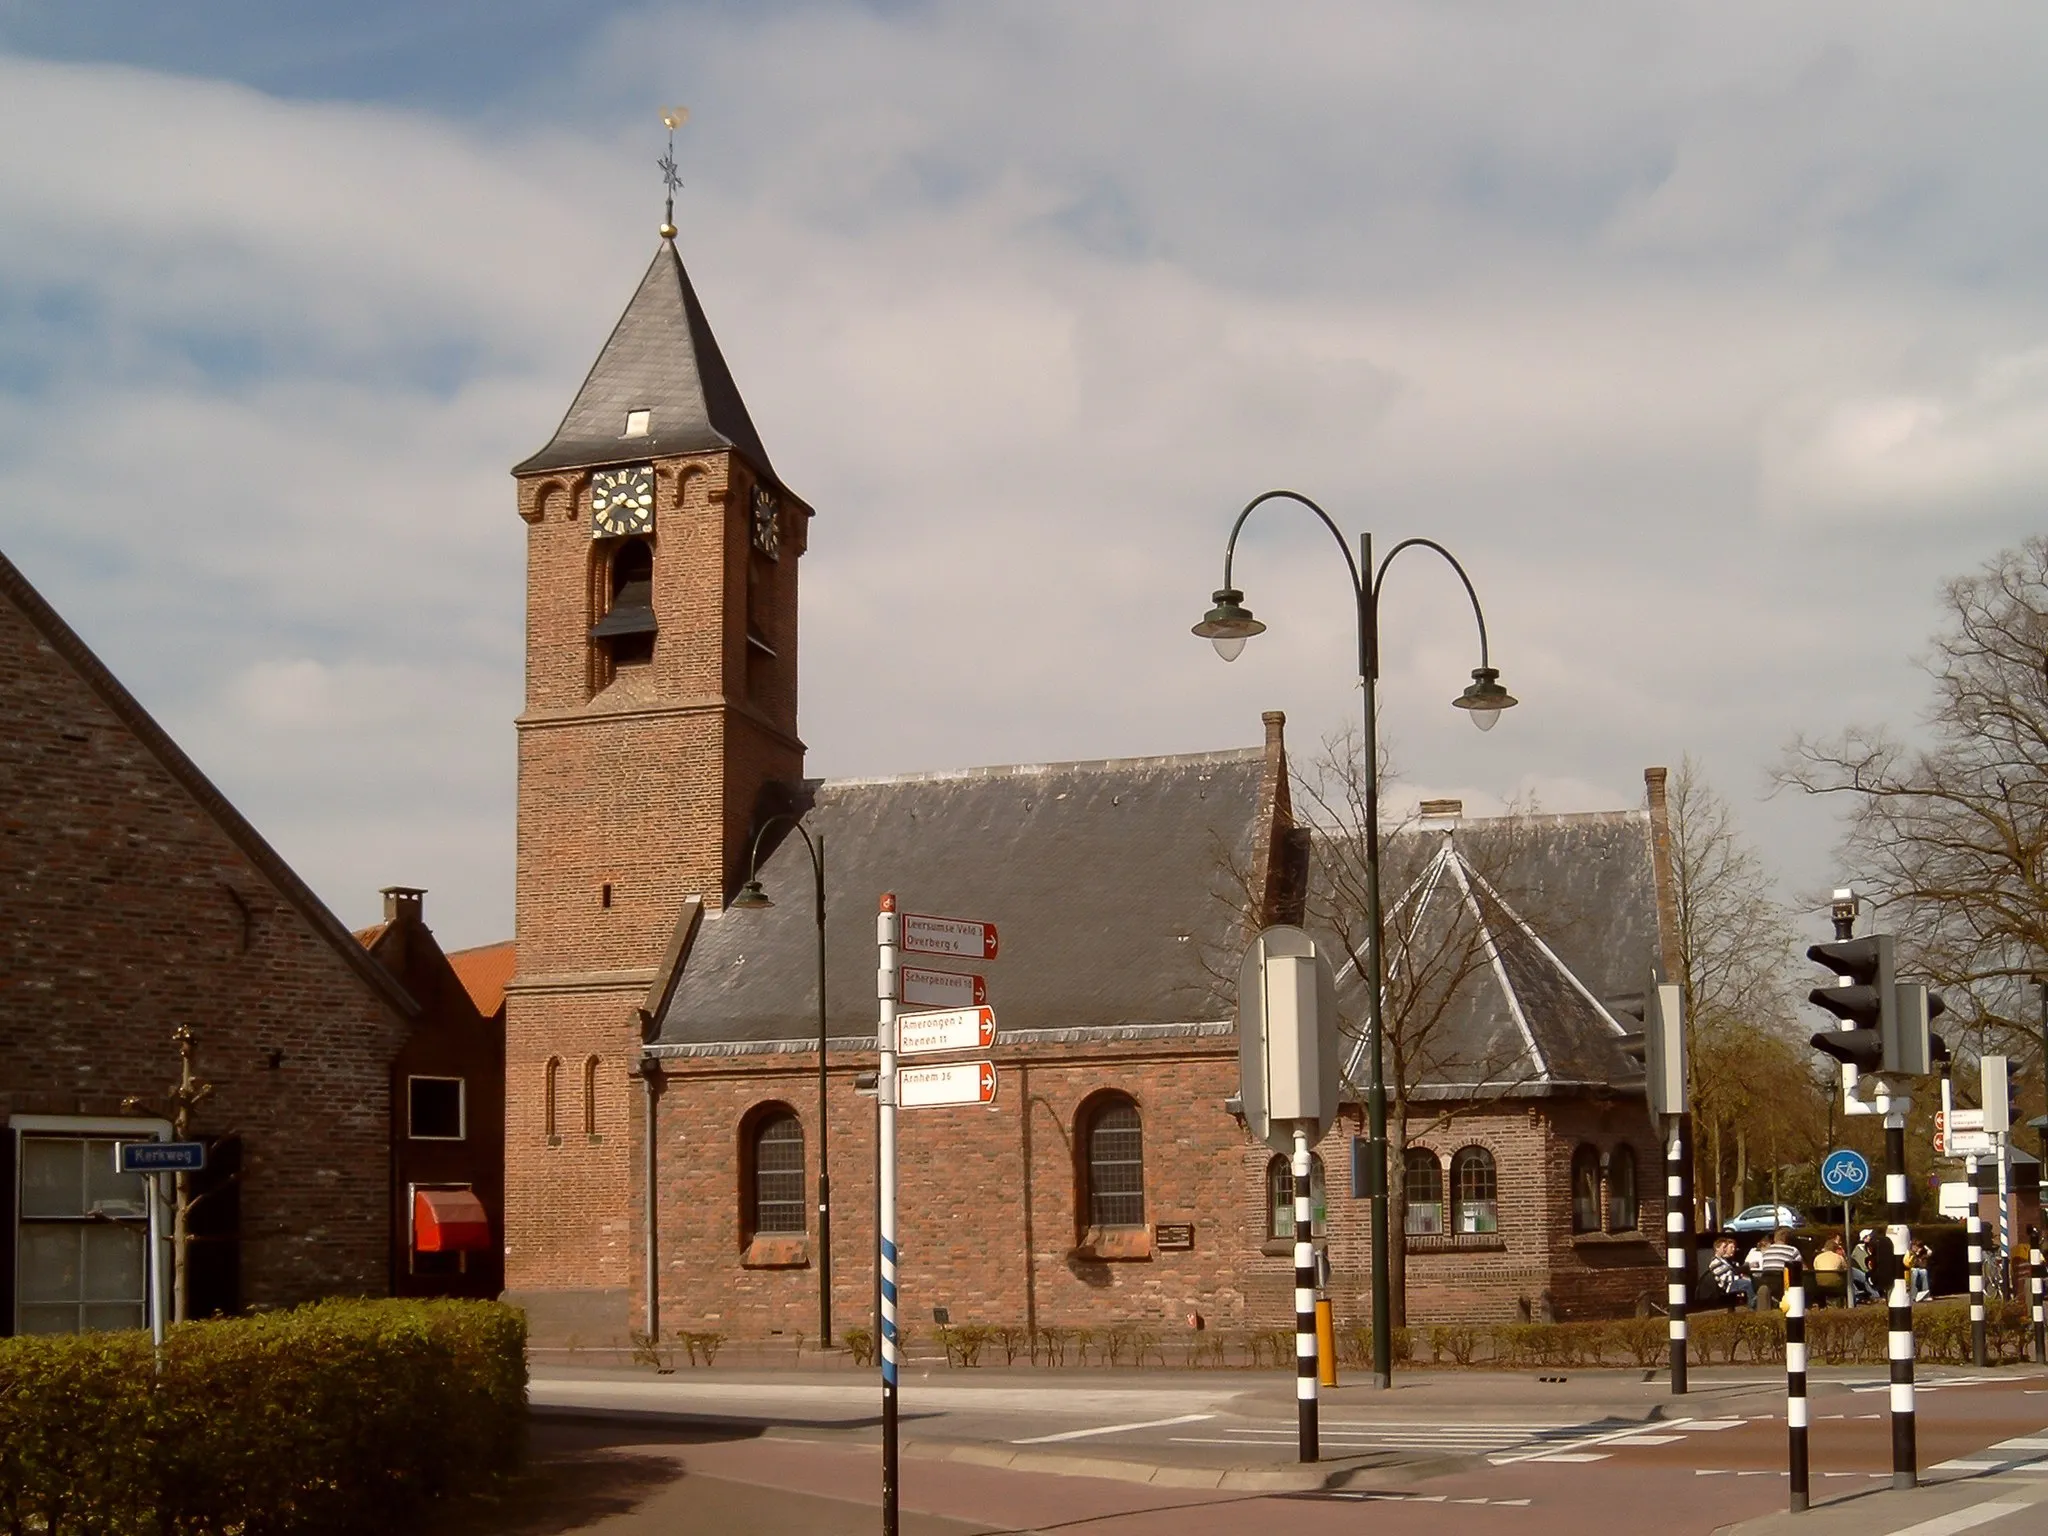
[[4, 4, 2048, 947]]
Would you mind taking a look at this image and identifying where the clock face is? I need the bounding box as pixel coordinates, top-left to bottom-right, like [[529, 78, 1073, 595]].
[[591, 465, 656, 538], [751, 485, 781, 560]]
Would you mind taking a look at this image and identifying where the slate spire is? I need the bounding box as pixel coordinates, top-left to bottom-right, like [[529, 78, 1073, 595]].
[[512, 236, 779, 483]]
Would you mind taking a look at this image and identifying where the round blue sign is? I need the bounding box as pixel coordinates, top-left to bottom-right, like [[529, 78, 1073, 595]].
[[1821, 1149, 1870, 1199]]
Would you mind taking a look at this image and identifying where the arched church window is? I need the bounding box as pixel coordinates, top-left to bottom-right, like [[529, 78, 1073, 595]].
[[1266, 1153, 1326, 1241], [747, 1108, 806, 1237], [1082, 1095, 1145, 1229], [1607, 1145, 1638, 1232], [1453, 1147, 1498, 1235], [544, 1056, 561, 1144], [590, 538, 656, 666], [582, 1055, 600, 1139], [1571, 1145, 1602, 1233], [1404, 1149, 1445, 1235]]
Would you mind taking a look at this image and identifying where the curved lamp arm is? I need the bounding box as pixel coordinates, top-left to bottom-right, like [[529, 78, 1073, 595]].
[[1218, 489, 1365, 604], [737, 813, 824, 913], [1372, 537, 1495, 673]]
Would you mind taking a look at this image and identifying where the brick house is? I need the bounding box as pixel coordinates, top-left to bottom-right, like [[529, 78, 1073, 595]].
[[357, 889, 506, 1300], [499, 224, 1683, 1345], [0, 550, 417, 1334]]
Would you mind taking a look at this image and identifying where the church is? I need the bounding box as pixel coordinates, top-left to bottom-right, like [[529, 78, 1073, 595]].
[[496, 213, 1679, 1351]]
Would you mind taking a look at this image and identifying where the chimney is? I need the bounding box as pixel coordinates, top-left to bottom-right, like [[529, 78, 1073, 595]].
[[1418, 798, 1463, 831], [381, 886, 425, 926]]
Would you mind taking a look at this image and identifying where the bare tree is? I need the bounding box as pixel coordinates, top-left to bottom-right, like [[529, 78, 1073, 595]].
[[1294, 731, 1558, 1325], [1663, 758, 1822, 1217], [1780, 536, 2048, 1088]]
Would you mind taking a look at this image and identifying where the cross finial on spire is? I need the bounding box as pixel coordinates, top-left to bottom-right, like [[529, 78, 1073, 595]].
[[658, 105, 688, 240]]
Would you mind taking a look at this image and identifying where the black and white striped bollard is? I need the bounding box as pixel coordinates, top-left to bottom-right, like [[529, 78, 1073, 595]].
[[1666, 1114, 1691, 1394], [1967, 1153, 1986, 1367], [1786, 1256, 1808, 1513], [1884, 1114, 1916, 1491], [1293, 1124, 1319, 1463], [2029, 1226, 2044, 1365]]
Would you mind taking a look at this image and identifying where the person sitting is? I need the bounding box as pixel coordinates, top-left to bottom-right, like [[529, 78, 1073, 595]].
[[1909, 1239, 1933, 1302], [1697, 1235, 1755, 1309], [1849, 1230, 1882, 1304], [1750, 1227, 1802, 1310], [1811, 1233, 1850, 1306]]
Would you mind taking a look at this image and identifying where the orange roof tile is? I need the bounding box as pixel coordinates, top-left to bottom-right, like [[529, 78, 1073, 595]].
[[447, 940, 516, 1019]]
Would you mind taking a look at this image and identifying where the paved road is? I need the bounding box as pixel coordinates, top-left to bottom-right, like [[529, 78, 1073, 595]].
[[514, 1365, 2048, 1535]]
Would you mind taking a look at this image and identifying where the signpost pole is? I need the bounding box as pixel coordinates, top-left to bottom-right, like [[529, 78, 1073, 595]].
[[1885, 1104, 1917, 1489], [1968, 1151, 1986, 1367], [1786, 1257, 1809, 1513], [1293, 1124, 1319, 1463], [877, 894, 901, 1536], [1666, 1113, 1691, 1393]]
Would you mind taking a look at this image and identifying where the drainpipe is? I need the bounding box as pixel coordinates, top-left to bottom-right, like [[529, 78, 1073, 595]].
[[639, 1054, 664, 1341]]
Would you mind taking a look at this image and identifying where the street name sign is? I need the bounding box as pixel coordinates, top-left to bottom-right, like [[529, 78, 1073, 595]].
[[899, 1060, 998, 1109], [1820, 1149, 1870, 1200], [900, 912, 999, 960], [1949, 1128, 1995, 1156], [900, 966, 987, 1010], [897, 1005, 997, 1057], [118, 1141, 205, 1174]]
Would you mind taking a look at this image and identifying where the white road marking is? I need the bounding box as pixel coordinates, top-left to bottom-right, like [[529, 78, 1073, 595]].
[[1525, 1453, 1610, 1463], [1877, 1501, 2028, 1536], [1491, 1418, 1697, 1465], [1013, 1413, 1214, 1444], [1607, 1435, 1683, 1446]]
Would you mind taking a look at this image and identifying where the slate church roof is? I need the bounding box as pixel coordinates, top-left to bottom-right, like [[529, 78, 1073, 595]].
[[513, 238, 780, 483], [645, 744, 1279, 1056], [1322, 806, 1664, 1100]]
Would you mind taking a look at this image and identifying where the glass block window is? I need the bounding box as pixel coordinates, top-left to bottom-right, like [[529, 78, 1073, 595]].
[[1607, 1145, 1638, 1232], [1453, 1147, 1498, 1235], [1086, 1099, 1145, 1228], [751, 1111, 806, 1235], [1404, 1149, 1445, 1235], [1571, 1145, 1601, 1233], [1267, 1154, 1326, 1241], [16, 1136, 150, 1335]]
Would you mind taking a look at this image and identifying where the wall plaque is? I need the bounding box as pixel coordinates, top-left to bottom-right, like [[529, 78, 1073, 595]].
[[1154, 1222, 1195, 1251]]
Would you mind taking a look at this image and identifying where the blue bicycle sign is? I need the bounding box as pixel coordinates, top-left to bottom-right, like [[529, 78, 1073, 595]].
[[1820, 1149, 1870, 1200]]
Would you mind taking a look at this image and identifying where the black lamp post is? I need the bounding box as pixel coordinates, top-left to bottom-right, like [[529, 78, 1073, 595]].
[[732, 818, 832, 1347], [1194, 489, 1516, 1389]]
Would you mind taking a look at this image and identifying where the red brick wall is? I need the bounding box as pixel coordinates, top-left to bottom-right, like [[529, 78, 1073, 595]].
[[625, 1038, 1665, 1346], [0, 583, 411, 1317]]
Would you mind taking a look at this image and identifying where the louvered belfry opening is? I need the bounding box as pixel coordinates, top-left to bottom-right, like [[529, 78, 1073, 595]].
[[591, 538, 656, 665]]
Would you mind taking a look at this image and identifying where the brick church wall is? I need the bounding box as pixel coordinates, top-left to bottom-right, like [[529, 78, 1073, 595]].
[[634, 1037, 1665, 1344]]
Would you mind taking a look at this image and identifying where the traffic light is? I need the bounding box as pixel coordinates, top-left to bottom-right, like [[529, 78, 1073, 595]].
[[1982, 1053, 2014, 1135], [1808, 934, 1894, 1072], [1616, 971, 1689, 1117], [1807, 933, 1947, 1075]]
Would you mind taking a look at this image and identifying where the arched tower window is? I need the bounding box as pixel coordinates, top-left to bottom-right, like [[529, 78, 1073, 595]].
[[543, 1056, 561, 1144], [1607, 1145, 1638, 1232], [1081, 1095, 1145, 1229], [1266, 1153, 1326, 1241], [582, 1055, 600, 1139], [747, 1108, 806, 1237], [1571, 1145, 1602, 1233]]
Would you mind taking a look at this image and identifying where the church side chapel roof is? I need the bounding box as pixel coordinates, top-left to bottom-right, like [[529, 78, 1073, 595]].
[[649, 748, 1268, 1053], [1323, 808, 1659, 1100], [512, 238, 780, 482]]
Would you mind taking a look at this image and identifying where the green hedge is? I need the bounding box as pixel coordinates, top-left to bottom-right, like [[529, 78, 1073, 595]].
[[0, 1298, 526, 1536]]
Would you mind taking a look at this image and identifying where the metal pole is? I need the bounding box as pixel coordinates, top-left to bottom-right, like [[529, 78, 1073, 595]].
[[1786, 1256, 1808, 1513], [148, 1167, 165, 1358], [2029, 1225, 2045, 1364], [1844, 1194, 1855, 1308], [1293, 1124, 1320, 1462], [1885, 1109, 1916, 1489], [1996, 1133, 2011, 1307], [816, 834, 832, 1348], [1358, 531, 1393, 1390], [1665, 1112, 1691, 1393], [1968, 1152, 1986, 1366], [877, 893, 901, 1536]]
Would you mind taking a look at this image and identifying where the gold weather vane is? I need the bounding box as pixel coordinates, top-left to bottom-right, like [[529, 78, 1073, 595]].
[[658, 105, 688, 238]]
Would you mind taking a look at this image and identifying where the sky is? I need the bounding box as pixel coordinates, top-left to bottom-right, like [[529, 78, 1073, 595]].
[[2, 3, 2044, 951]]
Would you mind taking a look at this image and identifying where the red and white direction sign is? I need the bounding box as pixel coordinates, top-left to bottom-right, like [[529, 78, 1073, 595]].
[[899, 1060, 998, 1109], [901, 912, 999, 960], [898, 1006, 996, 1057], [901, 966, 987, 1010]]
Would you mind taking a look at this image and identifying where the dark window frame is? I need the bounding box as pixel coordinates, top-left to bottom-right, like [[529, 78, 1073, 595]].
[[745, 1106, 807, 1240], [1081, 1095, 1146, 1230], [407, 1076, 466, 1142]]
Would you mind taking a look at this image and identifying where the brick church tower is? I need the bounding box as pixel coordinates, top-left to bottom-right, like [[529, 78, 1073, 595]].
[[501, 222, 810, 1336]]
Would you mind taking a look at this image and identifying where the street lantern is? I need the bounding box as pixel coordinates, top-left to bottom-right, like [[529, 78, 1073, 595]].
[[1192, 488, 1516, 1391]]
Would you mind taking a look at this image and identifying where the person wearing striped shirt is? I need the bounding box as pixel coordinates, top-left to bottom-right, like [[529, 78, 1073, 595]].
[[1751, 1227, 1803, 1308]]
